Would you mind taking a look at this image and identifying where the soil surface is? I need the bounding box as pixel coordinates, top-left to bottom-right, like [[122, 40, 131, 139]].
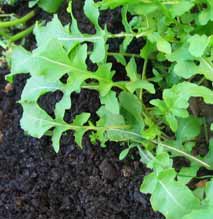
[[0, 1, 164, 218]]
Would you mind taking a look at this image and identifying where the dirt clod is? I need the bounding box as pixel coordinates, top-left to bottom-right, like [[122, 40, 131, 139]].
[[4, 83, 13, 93]]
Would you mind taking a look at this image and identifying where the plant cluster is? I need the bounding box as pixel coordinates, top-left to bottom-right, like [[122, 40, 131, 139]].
[[4, 0, 213, 218]]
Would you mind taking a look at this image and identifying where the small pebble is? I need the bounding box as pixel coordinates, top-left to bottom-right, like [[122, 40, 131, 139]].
[[4, 83, 13, 93]]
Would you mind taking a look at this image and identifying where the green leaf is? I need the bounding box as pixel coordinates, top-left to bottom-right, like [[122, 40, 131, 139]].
[[21, 76, 63, 102], [100, 91, 120, 114], [126, 58, 138, 81], [198, 58, 213, 81], [188, 35, 209, 57], [165, 113, 178, 132], [183, 181, 213, 219], [183, 206, 213, 219], [37, 0, 63, 13], [20, 101, 91, 152], [29, 0, 39, 7], [140, 41, 155, 59], [174, 61, 198, 79], [125, 58, 155, 94], [167, 44, 194, 62], [174, 58, 213, 81], [84, 0, 107, 62], [119, 148, 130, 160], [149, 32, 171, 54], [147, 152, 173, 173], [96, 106, 126, 142], [6, 46, 32, 82], [84, 0, 100, 30], [31, 39, 72, 81], [34, 15, 76, 51], [97, 0, 134, 9], [72, 113, 91, 147], [151, 82, 213, 131], [141, 168, 200, 219], [140, 172, 157, 193], [125, 79, 155, 94], [142, 114, 161, 140], [198, 4, 213, 25], [176, 116, 202, 142], [52, 126, 68, 153], [178, 166, 199, 185], [157, 37, 172, 54], [119, 91, 144, 132], [20, 102, 56, 139], [170, 1, 194, 18]]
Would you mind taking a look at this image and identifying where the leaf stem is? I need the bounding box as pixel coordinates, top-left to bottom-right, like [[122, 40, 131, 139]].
[[100, 128, 211, 169], [156, 141, 210, 169], [9, 24, 35, 43], [139, 0, 180, 4], [87, 50, 141, 59], [108, 30, 151, 39], [58, 29, 152, 42], [139, 59, 148, 100], [0, 10, 35, 28]]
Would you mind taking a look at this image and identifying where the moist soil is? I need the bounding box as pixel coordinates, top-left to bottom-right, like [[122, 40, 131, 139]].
[[0, 1, 164, 218]]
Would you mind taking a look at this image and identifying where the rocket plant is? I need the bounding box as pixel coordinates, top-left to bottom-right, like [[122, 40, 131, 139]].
[[5, 0, 213, 218]]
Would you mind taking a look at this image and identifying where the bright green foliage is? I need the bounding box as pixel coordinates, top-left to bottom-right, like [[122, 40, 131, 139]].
[[188, 35, 209, 58], [141, 168, 200, 219], [183, 181, 213, 219], [151, 82, 213, 131], [6, 0, 213, 219], [30, 0, 63, 13]]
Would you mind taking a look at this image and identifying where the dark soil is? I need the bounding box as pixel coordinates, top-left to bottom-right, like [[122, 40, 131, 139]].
[[0, 1, 164, 219]]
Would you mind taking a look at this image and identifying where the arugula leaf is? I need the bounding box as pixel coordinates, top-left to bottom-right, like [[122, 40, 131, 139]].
[[97, 0, 133, 9], [141, 168, 200, 219], [151, 82, 213, 131], [178, 166, 199, 185], [21, 76, 63, 102], [199, 2, 213, 25], [174, 58, 213, 81], [149, 32, 172, 54], [32, 0, 63, 13], [119, 91, 144, 133], [100, 91, 120, 115], [174, 61, 198, 79], [7, 46, 32, 82], [176, 116, 202, 143], [170, 1, 194, 18], [20, 102, 91, 152], [20, 102, 58, 139], [72, 113, 91, 148], [183, 181, 213, 219], [84, 0, 107, 62], [34, 15, 75, 51], [188, 35, 209, 58]]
